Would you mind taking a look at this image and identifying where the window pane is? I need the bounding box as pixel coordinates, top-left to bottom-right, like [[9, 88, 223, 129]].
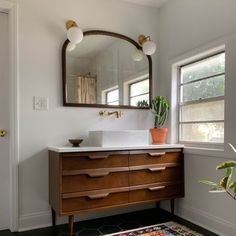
[[181, 53, 225, 83], [107, 89, 119, 103], [108, 101, 119, 105], [130, 79, 149, 97], [181, 75, 225, 102], [130, 94, 149, 106], [180, 122, 224, 143], [180, 100, 224, 122]]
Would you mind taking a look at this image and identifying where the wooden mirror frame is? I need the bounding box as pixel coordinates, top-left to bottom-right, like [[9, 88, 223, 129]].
[[62, 30, 152, 109]]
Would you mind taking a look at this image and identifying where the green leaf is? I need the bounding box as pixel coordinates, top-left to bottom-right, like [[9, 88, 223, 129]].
[[209, 187, 226, 193], [226, 167, 233, 186], [220, 176, 229, 189], [216, 161, 236, 170], [226, 167, 233, 177], [229, 181, 236, 189], [199, 180, 218, 187]]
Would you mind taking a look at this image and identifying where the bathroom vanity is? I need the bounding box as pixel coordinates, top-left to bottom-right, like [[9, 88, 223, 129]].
[[48, 144, 184, 236]]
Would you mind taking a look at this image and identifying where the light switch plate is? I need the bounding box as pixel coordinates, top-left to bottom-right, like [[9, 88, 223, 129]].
[[33, 96, 49, 110]]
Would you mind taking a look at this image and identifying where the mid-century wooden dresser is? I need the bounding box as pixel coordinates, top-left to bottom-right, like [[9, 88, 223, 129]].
[[49, 146, 184, 236]]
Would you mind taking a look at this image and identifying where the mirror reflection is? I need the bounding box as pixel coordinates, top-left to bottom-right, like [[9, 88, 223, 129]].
[[64, 33, 150, 108]]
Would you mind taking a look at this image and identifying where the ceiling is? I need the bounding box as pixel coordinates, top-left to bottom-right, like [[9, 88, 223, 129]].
[[123, 0, 168, 8], [68, 36, 118, 58]]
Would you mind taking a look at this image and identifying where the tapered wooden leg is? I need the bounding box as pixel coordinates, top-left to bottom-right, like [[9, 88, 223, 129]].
[[68, 215, 74, 236], [170, 199, 175, 214], [156, 202, 160, 209], [51, 208, 56, 227]]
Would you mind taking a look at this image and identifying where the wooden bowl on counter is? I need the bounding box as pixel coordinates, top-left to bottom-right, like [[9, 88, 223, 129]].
[[69, 139, 83, 147]]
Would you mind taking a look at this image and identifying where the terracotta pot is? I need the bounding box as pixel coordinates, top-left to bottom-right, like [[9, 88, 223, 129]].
[[150, 128, 168, 144]]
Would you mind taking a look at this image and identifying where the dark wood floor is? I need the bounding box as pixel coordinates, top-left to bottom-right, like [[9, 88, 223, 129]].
[[0, 208, 218, 236]]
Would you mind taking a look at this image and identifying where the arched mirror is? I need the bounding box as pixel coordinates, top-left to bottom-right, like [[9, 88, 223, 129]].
[[62, 30, 152, 109]]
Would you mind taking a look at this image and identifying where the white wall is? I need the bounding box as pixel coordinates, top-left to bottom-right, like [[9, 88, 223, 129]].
[[16, 0, 159, 231], [158, 1, 236, 235], [16, 0, 236, 234]]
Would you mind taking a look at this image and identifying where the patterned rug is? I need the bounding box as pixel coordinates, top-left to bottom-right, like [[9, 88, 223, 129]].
[[105, 221, 203, 236]]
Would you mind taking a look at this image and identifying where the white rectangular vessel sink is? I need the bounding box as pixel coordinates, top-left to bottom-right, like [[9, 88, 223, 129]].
[[89, 130, 150, 147]]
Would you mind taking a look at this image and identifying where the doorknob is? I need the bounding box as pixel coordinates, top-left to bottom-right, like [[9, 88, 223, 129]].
[[0, 130, 7, 137]]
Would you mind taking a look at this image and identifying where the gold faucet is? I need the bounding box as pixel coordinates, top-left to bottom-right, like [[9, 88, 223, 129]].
[[108, 111, 122, 118], [99, 111, 106, 117], [99, 110, 122, 118]]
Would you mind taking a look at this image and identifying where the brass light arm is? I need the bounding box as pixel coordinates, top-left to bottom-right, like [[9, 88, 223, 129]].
[[138, 35, 151, 45], [66, 20, 78, 30]]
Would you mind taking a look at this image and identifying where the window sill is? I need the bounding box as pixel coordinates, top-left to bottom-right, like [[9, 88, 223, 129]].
[[183, 146, 236, 160]]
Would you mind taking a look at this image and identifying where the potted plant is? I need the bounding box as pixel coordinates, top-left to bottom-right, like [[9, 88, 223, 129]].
[[150, 96, 170, 144], [137, 100, 149, 108], [200, 143, 236, 200]]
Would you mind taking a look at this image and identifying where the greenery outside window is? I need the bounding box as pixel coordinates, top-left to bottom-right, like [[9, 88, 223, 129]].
[[179, 52, 225, 144], [129, 79, 149, 106], [106, 88, 119, 105]]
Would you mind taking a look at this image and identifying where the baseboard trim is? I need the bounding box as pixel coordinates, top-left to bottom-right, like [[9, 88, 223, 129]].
[[19, 203, 155, 232], [0, 226, 9, 231], [20, 203, 236, 235], [19, 211, 52, 232], [161, 202, 236, 236]]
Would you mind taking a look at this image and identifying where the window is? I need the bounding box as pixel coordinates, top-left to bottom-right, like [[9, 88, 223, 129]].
[[106, 88, 119, 105], [179, 52, 225, 144], [129, 79, 149, 106]]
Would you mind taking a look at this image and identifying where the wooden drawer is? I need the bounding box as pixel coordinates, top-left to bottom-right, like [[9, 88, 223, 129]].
[[62, 168, 129, 193], [62, 188, 129, 212], [61, 151, 129, 170], [129, 165, 182, 186], [129, 150, 182, 166], [129, 183, 182, 203]]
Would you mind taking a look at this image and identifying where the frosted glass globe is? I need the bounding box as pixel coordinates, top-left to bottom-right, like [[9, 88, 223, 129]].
[[67, 27, 83, 44], [142, 40, 156, 55], [132, 50, 144, 61], [67, 42, 76, 52]]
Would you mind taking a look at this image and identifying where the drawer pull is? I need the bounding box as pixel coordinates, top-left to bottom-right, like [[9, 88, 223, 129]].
[[87, 172, 110, 178], [88, 155, 109, 160], [148, 186, 166, 191], [148, 152, 166, 157], [87, 193, 109, 199], [148, 167, 166, 172]]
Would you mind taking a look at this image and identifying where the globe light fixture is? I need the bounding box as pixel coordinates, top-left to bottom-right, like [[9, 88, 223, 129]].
[[66, 20, 83, 45], [138, 35, 156, 55], [66, 42, 76, 52], [132, 49, 144, 61]]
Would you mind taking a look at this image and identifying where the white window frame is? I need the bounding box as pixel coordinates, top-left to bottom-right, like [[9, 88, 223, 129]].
[[122, 72, 149, 106], [178, 51, 225, 147], [129, 78, 149, 106], [102, 86, 119, 105]]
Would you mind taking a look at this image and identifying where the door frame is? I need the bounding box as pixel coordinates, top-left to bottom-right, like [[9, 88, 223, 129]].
[[0, 0, 19, 232]]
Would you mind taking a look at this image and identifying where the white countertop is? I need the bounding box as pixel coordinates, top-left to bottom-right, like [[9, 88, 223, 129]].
[[48, 144, 184, 153]]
